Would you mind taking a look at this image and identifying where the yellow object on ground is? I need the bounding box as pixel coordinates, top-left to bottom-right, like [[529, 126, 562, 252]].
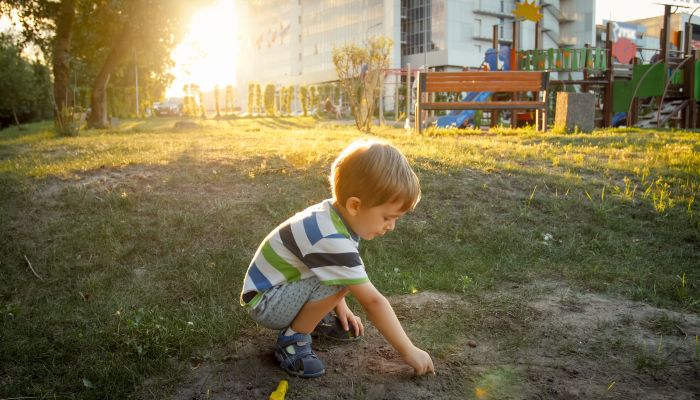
[[269, 379, 288, 400]]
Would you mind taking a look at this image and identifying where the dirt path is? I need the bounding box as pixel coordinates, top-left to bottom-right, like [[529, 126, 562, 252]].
[[169, 283, 699, 399]]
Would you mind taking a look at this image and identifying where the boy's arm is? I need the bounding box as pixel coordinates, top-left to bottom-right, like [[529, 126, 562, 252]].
[[348, 281, 435, 376]]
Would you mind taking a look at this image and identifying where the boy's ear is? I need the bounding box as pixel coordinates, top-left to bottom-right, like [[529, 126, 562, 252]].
[[345, 197, 362, 216]]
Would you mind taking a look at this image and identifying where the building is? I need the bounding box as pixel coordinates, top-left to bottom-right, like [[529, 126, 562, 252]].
[[595, 11, 700, 64], [236, 0, 596, 113]]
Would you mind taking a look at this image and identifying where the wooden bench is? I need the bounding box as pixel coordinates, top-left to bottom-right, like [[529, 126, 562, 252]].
[[415, 71, 550, 132]]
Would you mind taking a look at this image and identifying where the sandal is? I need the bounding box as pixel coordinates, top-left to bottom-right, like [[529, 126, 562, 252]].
[[312, 313, 362, 341], [274, 330, 325, 378]]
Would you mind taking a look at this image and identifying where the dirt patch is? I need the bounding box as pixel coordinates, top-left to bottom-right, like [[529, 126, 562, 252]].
[[166, 286, 699, 399]]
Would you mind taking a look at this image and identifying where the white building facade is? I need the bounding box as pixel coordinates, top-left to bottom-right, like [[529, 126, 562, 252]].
[[236, 0, 596, 113]]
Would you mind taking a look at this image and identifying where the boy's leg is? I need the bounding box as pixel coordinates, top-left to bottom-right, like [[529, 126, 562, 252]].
[[290, 287, 349, 333]]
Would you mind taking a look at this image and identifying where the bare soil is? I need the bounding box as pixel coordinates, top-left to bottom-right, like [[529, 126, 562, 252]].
[[167, 283, 700, 399]]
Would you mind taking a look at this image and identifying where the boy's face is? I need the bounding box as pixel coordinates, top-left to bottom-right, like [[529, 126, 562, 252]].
[[350, 201, 406, 240]]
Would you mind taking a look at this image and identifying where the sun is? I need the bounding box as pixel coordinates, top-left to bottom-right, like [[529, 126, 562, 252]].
[[166, 0, 240, 98]]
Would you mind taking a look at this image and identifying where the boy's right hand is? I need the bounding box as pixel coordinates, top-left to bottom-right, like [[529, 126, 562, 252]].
[[401, 346, 435, 376]]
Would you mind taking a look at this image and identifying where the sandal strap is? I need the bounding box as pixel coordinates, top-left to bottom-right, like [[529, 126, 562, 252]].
[[276, 332, 312, 348]]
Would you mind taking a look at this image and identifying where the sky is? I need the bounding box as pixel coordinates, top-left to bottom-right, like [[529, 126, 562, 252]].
[[595, 0, 698, 24]]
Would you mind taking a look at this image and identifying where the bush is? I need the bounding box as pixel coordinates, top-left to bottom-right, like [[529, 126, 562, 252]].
[[264, 84, 276, 116], [300, 86, 309, 116], [54, 106, 81, 137], [247, 83, 255, 115]]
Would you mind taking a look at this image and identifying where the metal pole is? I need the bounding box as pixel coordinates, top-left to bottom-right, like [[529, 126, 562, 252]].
[[603, 21, 613, 127], [379, 72, 384, 125], [423, 32, 426, 72], [405, 63, 412, 130], [662, 5, 671, 62], [134, 51, 139, 118]]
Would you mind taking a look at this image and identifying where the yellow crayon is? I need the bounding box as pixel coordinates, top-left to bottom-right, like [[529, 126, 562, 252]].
[[269, 379, 288, 400]]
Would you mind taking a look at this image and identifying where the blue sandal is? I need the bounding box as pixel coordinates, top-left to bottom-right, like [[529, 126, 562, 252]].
[[274, 330, 325, 378]]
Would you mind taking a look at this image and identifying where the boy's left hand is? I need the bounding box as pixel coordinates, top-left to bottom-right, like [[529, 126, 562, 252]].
[[336, 302, 364, 337]]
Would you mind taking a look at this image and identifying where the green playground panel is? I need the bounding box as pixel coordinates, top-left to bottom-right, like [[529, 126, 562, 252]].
[[696, 60, 700, 101], [612, 63, 683, 113]]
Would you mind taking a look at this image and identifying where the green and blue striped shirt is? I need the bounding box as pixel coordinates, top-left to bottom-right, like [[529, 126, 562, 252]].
[[240, 199, 369, 306]]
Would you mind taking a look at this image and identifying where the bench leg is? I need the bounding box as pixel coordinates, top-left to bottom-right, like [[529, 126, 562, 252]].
[[415, 103, 421, 134]]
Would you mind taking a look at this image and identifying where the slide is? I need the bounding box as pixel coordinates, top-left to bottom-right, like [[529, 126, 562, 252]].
[[611, 112, 627, 127], [435, 91, 493, 128]]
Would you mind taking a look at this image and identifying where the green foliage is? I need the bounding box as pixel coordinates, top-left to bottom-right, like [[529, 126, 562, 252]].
[[182, 83, 200, 117], [54, 106, 81, 137], [214, 85, 221, 118], [280, 87, 288, 115], [300, 85, 309, 116], [255, 84, 262, 115], [198, 90, 206, 118], [263, 84, 276, 116], [225, 85, 234, 115], [332, 36, 393, 132], [247, 83, 255, 115], [286, 85, 294, 114], [310, 85, 318, 114], [0, 36, 52, 128]]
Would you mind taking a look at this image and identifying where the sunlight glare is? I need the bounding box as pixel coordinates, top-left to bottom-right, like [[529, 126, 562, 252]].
[[166, 0, 239, 98]]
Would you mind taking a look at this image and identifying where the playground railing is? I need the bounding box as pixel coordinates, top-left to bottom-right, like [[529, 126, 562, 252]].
[[517, 48, 608, 73]]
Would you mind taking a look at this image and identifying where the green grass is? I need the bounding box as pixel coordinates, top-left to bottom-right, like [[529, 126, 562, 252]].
[[1, 117, 699, 398]]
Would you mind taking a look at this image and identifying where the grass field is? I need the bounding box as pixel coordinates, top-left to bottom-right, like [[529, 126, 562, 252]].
[[1, 117, 698, 399]]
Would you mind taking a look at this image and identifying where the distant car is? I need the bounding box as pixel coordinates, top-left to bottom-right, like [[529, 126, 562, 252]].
[[153, 98, 183, 117]]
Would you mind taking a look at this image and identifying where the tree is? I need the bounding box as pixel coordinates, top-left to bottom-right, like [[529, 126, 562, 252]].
[[182, 83, 200, 117], [225, 84, 233, 115], [310, 86, 318, 115], [0, 37, 52, 129], [254, 84, 262, 115], [214, 85, 221, 118], [263, 84, 275, 116], [332, 36, 392, 132], [247, 83, 255, 115], [286, 85, 294, 114], [198, 88, 206, 118], [280, 86, 287, 115], [2, 1, 210, 129], [1, 0, 75, 122], [299, 85, 309, 117]]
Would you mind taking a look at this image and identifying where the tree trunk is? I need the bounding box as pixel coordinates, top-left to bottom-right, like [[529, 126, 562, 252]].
[[87, 6, 135, 128], [11, 105, 23, 130], [53, 0, 75, 118]]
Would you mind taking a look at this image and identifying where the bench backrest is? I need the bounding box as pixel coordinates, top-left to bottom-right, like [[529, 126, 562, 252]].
[[418, 71, 549, 93]]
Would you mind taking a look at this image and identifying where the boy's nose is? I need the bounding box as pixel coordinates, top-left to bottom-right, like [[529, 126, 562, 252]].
[[385, 220, 395, 231]]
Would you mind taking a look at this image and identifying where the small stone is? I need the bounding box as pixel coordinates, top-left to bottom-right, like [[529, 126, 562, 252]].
[[334, 367, 341, 373], [467, 340, 477, 348]]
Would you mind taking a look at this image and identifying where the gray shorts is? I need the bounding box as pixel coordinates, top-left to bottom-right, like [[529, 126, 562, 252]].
[[249, 277, 345, 330]]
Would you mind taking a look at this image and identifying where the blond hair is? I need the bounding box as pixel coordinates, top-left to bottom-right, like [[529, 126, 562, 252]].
[[330, 140, 421, 212]]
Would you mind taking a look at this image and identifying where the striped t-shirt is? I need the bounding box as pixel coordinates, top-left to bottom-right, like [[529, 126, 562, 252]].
[[240, 199, 369, 306]]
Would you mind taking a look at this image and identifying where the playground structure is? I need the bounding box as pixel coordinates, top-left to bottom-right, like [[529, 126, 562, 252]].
[[411, 3, 700, 131]]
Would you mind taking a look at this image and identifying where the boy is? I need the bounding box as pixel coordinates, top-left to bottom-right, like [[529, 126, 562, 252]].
[[240, 139, 434, 378]]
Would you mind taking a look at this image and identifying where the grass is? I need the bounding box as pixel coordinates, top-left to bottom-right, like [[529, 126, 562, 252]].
[[1, 117, 699, 398]]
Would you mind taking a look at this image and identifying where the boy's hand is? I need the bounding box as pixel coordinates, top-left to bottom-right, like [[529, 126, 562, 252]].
[[336, 301, 364, 337], [401, 346, 435, 376]]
